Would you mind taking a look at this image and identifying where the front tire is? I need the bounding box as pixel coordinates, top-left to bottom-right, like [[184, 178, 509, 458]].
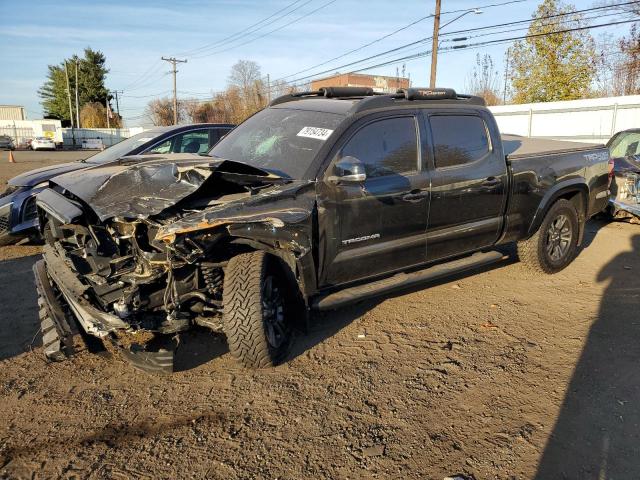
[[222, 251, 292, 368], [517, 199, 580, 274]]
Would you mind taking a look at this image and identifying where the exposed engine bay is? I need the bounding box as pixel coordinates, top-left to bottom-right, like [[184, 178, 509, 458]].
[[610, 155, 640, 222]]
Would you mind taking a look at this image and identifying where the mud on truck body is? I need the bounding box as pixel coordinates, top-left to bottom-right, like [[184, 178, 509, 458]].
[[33, 87, 611, 373]]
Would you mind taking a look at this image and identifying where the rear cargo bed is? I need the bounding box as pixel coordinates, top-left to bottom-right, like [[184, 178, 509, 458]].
[[502, 135, 604, 160]]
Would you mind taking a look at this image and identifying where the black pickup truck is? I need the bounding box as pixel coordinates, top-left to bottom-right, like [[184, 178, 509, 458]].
[[33, 87, 611, 372]]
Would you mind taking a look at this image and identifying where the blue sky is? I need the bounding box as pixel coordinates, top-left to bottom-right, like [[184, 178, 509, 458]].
[[0, 0, 634, 126]]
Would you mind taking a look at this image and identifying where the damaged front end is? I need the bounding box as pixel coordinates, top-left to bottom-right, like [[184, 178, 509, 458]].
[[34, 155, 314, 372], [610, 157, 640, 223]]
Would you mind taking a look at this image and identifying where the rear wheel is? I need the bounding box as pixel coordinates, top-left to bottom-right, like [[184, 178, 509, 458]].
[[222, 251, 292, 368], [517, 199, 580, 274]]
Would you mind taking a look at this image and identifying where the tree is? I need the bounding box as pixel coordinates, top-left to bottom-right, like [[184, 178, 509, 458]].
[[39, 47, 111, 124], [465, 53, 502, 105], [146, 97, 183, 126], [80, 102, 122, 128], [184, 99, 226, 123], [509, 0, 596, 103], [594, 23, 640, 96], [228, 60, 267, 117], [614, 23, 640, 95]]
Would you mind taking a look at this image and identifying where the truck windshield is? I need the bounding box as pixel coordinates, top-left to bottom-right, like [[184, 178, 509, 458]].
[[208, 108, 343, 179]]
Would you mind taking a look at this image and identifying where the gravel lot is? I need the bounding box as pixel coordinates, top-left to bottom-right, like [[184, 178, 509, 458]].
[[0, 152, 639, 479]]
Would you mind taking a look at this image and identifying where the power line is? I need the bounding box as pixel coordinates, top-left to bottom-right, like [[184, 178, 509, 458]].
[[175, 0, 310, 57], [120, 61, 163, 91], [440, 10, 623, 44], [278, 0, 528, 81], [277, 3, 639, 87], [279, 16, 639, 90], [121, 90, 172, 99], [190, 0, 338, 59]]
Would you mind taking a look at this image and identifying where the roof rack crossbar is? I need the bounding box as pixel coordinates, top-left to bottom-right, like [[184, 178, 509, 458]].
[[270, 86, 486, 109]]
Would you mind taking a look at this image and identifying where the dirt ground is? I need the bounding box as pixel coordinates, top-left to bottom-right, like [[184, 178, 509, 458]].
[[1, 153, 639, 479]]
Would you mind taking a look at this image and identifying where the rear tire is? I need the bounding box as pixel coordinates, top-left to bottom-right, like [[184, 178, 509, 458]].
[[222, 251, 292, 368], [517, 199, 580, 274]]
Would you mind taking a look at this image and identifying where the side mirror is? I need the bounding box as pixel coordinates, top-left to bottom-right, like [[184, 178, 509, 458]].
[[330, 156, 367, 184]]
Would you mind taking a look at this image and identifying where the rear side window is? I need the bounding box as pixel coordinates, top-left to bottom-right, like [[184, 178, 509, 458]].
[[341, 117, 418, 178], [430, 115, 490, 168]]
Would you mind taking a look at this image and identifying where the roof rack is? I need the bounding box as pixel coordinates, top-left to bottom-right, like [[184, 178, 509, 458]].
[[269, 86, 378, 106], [269, 86, 486, 109]]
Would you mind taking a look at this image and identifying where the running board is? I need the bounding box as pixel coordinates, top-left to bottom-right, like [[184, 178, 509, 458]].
[[312, 250, 506, 311]]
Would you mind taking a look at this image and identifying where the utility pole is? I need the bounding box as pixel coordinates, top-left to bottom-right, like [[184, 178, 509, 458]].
[[266, 74, 271, 103], [64, 61, 75, 147], [503, 49, 510, 104], [161, 57, 187, 125], [75, 59, 81, 128], [429, 0, 442, 88], [114, 90, 121, 116], [105, 96, 110, 129]]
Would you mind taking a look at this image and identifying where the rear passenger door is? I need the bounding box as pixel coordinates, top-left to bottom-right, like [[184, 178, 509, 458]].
[[318, 113, 430, 286], [424, 111, 508, 261]]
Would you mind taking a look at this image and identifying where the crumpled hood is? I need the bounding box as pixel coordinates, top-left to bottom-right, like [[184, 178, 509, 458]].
[[9, 161, 87, 187], [156, 180, 315, 242], [50, 153, 285, 221]]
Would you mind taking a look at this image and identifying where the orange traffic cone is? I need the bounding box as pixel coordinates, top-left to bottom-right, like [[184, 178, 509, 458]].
[[8, 151, 15, 163]]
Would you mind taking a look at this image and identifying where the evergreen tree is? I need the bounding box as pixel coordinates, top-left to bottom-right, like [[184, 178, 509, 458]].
[[39, 47, 110, 123]]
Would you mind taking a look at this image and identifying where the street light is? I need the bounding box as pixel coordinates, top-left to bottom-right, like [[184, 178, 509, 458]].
[[429, 5, 483, 88]]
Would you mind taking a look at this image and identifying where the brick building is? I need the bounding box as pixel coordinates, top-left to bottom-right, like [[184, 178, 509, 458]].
[[311, 73, 410, 93]]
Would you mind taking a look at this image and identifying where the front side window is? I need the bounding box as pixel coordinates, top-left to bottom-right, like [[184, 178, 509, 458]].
[[147, 129, 210, 154], [430, 115, 490, 169], [340, 116, 418, 178]]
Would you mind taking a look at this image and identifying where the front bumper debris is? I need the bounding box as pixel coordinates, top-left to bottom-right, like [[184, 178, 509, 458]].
[[35, 253, 178, 373], [33, 259, 82, 360], [610, 172, 640, 220]]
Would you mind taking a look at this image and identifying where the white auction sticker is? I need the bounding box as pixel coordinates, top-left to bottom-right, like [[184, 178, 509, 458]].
[[297, 126, 334, 141]]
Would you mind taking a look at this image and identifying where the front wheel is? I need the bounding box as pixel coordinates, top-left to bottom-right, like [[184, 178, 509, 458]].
[[517, 199, 580, 274], [222, 251, 292, 368]]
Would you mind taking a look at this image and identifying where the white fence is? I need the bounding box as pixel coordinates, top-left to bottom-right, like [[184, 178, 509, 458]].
[[61, 127, 144, 148], [0, 126, 34, 148], [489, 95, 640, 144]]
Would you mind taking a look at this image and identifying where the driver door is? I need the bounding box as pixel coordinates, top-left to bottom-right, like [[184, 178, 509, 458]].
[[317, 113, 430, 287]]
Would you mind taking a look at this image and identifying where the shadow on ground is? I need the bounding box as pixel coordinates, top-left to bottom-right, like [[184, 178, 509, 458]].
[[0, 254, 41, 360], [535, 234, 640, 478], [173, 329, 229, 372]]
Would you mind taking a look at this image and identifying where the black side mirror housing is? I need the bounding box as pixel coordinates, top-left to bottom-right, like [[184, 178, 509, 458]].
[[330, 156, 367, 184]]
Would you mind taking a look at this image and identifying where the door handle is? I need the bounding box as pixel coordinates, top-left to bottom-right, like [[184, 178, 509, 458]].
[[481, 176, 501, 187], [402, 189, 426, 203]]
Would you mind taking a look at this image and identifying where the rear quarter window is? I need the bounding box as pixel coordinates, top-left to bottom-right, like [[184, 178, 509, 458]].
[[430, 115, 490, 169]]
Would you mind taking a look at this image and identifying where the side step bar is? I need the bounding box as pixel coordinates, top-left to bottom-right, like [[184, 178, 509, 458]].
[[312, 250, 506, 311]]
